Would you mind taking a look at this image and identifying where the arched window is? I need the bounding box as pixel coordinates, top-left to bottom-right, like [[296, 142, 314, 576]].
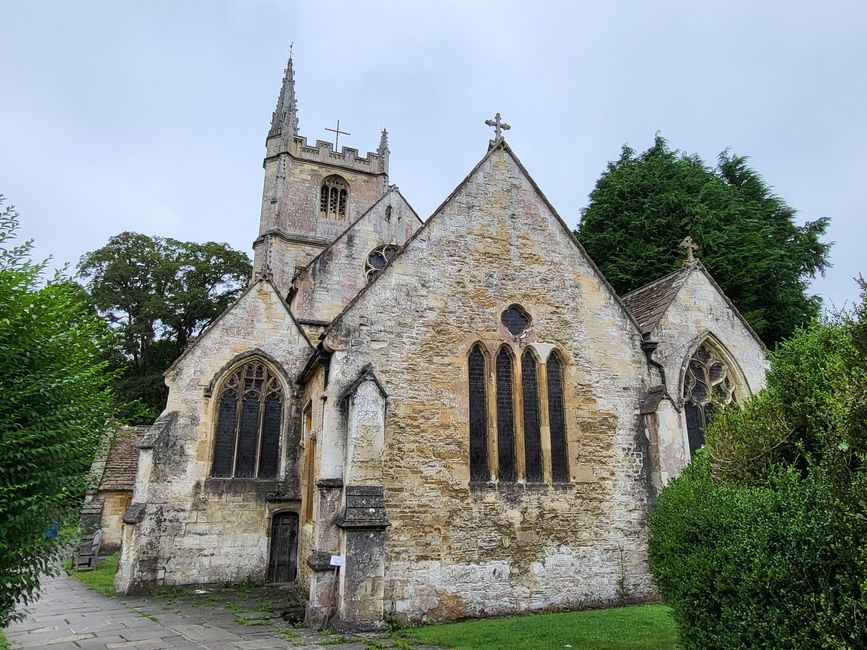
[[211, 360, 283, 479], [319, 175, 349, 220], [683, 341, 737, 457], [522, 350, 543, 482], [468, 344, 489, 481], [496, 348, 516, 482], [547, 352, 569, 482]]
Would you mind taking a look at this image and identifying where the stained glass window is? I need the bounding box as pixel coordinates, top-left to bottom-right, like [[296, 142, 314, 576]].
[[365, 244, 400, 282], [522, 351, 543, 482], [547, 353, 569, 482], [468, 345, 489, 481], [683, 342, 736, 456], [501, 305, 531, 337], [211, 360, 283, 478], [496, 348, 516, 482]]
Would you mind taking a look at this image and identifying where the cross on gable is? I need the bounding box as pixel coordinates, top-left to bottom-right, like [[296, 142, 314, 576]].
[[325, 120, 350, 149], [679, 236, 700, 263], [485, 112, 511, 140]]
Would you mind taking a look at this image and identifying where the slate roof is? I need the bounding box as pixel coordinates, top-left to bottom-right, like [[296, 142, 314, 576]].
[[620, 266, 691, 334], [99, 426, 148, 491]]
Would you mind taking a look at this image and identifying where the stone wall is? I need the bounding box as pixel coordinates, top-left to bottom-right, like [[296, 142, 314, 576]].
[[291, 189, 421, 334], [312, 144, 657, 623], [254, 152, 389, 295], [116, 280, 312, 593]]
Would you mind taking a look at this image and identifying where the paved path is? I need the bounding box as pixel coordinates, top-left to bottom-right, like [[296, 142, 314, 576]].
[[5, 573, 432, 650]]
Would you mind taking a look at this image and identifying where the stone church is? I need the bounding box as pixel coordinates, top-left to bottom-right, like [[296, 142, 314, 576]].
[[115, 56, 768, 628]]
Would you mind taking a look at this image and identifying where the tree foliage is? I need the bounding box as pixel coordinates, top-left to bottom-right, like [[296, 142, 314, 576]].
[[76, 233, 251, 421], [577, 135, 831, 345], [648, 282, 867, 649], [0, 196, 117, 626]]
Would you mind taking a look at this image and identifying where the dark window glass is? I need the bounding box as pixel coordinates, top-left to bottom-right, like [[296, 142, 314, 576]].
[[258, 393, 281, 479], [468, 345, 489, 481], [210, 361, 283, 479], [683, 342, 736, 457], [212, 390, 238, 477], [496, 349, 516, 482], [501, 305, 531, 336], [236, 391, 260, 478], [522, 351, 542, 482], [547, 354, 568, 482]]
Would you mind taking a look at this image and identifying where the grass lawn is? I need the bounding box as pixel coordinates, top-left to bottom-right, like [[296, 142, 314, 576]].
[[0, 629, 9, 650], [405, 604, 680, 650], [65, 554, 119, 597]]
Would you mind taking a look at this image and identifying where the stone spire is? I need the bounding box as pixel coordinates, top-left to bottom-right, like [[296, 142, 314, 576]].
[[268, 53, 298, 139]]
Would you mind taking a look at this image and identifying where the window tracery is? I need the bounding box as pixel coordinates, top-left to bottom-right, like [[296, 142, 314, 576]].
[[501, 305, 531, 337], [211, 360, 283, 479], [364, 244, 400, 282], [319, 175, 348, 220], [683, 342, 737, 456]]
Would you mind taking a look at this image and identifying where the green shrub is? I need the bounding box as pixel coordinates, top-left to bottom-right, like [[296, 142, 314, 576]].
[[649, 286, 867, 649], [0, 198, 117, 625]]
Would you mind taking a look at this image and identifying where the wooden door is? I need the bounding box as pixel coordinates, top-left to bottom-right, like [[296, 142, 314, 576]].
[[268, 512, 298, 582]]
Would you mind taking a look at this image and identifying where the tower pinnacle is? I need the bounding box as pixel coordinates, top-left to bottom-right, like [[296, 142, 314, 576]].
[[268, 53, 298, 139]]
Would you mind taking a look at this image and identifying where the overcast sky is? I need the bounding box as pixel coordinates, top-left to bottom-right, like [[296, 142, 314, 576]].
[[2, 1, 864, 310]]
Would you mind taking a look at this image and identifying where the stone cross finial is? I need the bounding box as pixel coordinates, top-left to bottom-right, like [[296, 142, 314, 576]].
[[679, 236, 699, 264], [325, 120, 350, 149], [485, 113, 511, 140]]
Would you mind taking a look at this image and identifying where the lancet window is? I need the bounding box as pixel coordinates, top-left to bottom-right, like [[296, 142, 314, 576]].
[[547, 352, 569, 482], [468, 344, 489, 481], [211, 360, 283, 479], [683, 342, 737, 456], [319, 175, 348, 220], [466, 309, 570, 484]]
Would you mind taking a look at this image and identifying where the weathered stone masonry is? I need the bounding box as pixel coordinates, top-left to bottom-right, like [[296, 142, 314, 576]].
[[117, 55, 768, 630]]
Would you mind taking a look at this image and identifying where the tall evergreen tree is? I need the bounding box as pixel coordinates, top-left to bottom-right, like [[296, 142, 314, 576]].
[[577, 135, 831, 345]]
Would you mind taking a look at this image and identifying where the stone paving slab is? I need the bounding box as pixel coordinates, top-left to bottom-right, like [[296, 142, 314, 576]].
[[4, 573, 439, 650]]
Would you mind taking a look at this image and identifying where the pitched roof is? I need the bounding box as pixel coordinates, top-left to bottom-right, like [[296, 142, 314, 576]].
[[621, 267, 691, 334], [621, 262, 766, 350], [323, 139, 642, 340], [292, 186, 422, 281], [99, 426, 148, 491]]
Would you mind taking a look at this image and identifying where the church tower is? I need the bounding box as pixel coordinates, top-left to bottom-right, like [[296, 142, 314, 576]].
[[252, 56, 390, 297]]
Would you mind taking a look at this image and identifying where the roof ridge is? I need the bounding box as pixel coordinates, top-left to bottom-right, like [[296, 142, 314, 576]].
[[322, 138, 643, 340]]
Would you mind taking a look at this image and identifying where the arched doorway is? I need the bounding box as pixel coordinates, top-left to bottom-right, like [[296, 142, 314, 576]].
[[268, 512, 298, 582]]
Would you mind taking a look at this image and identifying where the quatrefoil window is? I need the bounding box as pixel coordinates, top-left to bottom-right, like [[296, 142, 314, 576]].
[[501, 305, 531, 336], [365, 244, 400, 282]]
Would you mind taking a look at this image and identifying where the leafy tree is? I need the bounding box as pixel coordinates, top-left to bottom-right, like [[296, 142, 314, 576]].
[[577, 135, 831, 345], [0, 196, 117, 626], [648, 282, 867, 648], [76, 233, 251, 421]]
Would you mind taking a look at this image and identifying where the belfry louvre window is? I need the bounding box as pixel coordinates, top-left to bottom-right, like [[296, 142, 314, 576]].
[[468, 345, 489, 481], [211, 361, 283, 479], [319, 175, 348, 219]]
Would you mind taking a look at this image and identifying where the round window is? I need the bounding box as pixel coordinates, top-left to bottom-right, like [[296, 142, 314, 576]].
[[365, 244, 400, 281]]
